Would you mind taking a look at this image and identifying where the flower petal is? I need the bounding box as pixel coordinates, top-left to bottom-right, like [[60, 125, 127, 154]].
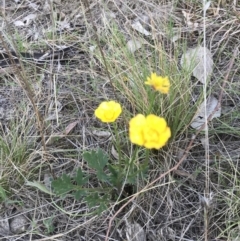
[[145, 73, 170, 94], [95, 101, 122, 123], [129, 114, 146, 146]]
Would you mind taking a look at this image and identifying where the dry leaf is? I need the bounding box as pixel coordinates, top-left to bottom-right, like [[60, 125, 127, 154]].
[[46, 121, 79, 145], [126, 39, 142, 53], [14, 20, 25, 27], [131, 21, 151, 36], [111, 145, 119, 159], [92, 130, 111, 138], [22, 13, 38, 26], [134, 15, 150, 30], [181, 46, 213, 84], [203, 1, 211, 12], [64, 121, 79, 135], [191, 96, 221, 130]]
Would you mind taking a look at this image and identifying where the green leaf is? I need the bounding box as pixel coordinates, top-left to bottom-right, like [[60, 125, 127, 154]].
[[84, 193, 109, 214], [83, 148, 109, 172], [126, 173, 137, 185], [126, 163, 149, 184], [43, 217, 55, 234], [97, 202, 108, 215], [84, 193, 99, 208], [52, 174, 74, 196], [74, 190, 86, 200], [0, 185, 7, 201], [108, 164, 118, 176], [96, 170, 109, 182], [26, 181, 54, 195], [74, 168, 88, 186], [108, 165, 119, 187]]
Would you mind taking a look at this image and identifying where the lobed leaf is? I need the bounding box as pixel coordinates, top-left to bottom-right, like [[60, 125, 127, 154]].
[[83, 148, 109, 172], [52, 174, 74, 196]]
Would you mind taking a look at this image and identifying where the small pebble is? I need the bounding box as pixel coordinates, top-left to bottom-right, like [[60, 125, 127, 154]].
[[10, 215, 28, 234]]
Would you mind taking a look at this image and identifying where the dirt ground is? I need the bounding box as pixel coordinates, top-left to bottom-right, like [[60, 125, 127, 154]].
[[0, 0, 240, 240]]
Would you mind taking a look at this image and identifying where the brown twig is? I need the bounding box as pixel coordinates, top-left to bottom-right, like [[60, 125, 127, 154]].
[[104, 47, 239, 241]]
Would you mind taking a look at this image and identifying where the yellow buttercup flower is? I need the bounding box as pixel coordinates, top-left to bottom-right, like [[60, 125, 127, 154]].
[[129, 114, 146, 146], [129, 114, 171, 149], [142, 115, 171, 149], [145, 73, 170, 94], [95, 101, 122, 123]]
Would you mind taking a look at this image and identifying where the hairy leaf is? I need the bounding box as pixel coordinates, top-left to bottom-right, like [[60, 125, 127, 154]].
[[74, 168, 88, 186], [74, 190, 86, 200], [83, 148, 109, 172], [52, 174, 74, 196]]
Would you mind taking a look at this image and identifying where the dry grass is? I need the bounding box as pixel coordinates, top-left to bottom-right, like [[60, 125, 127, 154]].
[[0, 0, 240, 240]]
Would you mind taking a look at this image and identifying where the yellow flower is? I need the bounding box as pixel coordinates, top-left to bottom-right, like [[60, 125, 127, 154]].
[[129, 114, 146, 146], [129, 114, 171, 149], [145, 73, 170, 94], [95, 101, 122, 123]]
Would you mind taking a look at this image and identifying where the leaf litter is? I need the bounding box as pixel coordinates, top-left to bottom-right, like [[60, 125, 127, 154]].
[[191, 95, 221, 130], [181, 46, 214, 84]]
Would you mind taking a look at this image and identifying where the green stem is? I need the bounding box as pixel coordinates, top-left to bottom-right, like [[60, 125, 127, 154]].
[[149, 91, 157, 114], [145, 149, 149, 164], [113, 122, 122, 162], [112, 122, 122, 190], [142, 149, 150, 179], [74, 186, 112, 193]]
